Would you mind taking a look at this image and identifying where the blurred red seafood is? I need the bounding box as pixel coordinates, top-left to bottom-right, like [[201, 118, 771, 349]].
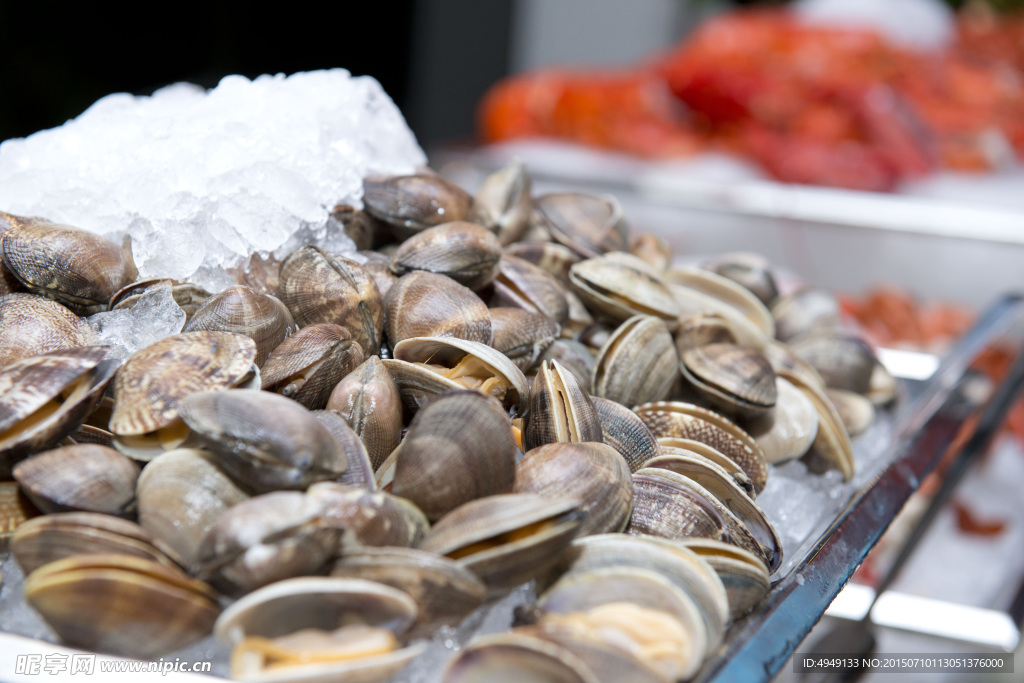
[[479, 8, 1024, 191]]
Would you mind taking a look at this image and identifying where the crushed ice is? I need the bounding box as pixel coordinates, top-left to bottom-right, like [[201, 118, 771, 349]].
[[0, 70, 426, 292], [86, 283, 186, 363]]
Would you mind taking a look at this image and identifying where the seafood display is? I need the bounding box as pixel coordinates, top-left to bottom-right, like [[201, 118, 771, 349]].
[[0, 164, 896, 681], [479, 6, 1024, 191]]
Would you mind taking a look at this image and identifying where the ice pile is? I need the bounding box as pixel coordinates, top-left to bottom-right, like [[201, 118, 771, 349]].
[[0, 70, 426, 292], [86, 284, 187, 363]]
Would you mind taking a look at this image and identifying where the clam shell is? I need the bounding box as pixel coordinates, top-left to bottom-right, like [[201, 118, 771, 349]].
[[136, 449, 250, 567], [779, 370, 856, 481], [181, 285, 294, 367], [745, 377, 819, 465], [523, 360, 602, 451], [491, 255, 569, 325], [489, 307, 560, 371], [1, 222, 137, 314], [569, 255, 680, 328], [678, 538, 771, 618], [591, 396, 661, 473], [0, 293, 96, 370], [384, 271, 492, 349], [593, 315, 679, 407], [13, 444, 139, 516], [180, 390, 347, 493], [393, 391, 517, 521], [11, 512, 177, 575], [363, 173, 472, 236], [24, 553, 219, 659], [390, 221, 502, 290], [665, 266, 775, 339], [791, 333, 877, 394], [311, 410, 377, 491], [326, 356, 402, 470], [420, 493, 583, 595], [536, 192, 628, 258], [444, 632, 597, 683], [261, 323, 364, 410], [627, 470, 725, 542], [679, 343, 777, 418], [634, 401, 769, 494], [514, 442, 632, 537], [471, 161, 533, 246], [330, 547, 487, 637], [109, 331, 257, 457]]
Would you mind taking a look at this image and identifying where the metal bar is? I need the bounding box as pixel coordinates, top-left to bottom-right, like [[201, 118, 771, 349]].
[[695, 294, 1024, 682]]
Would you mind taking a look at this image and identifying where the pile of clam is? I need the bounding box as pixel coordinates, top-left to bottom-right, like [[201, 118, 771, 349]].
[[0, 163, 894, 682]]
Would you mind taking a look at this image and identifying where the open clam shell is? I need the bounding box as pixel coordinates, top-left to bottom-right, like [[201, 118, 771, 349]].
[[215, 576, 424, 683], [25, 553, 219, 659], [665, 266, 775, 339], [655, 438, 754, 495], [537, 567, 708, 681], [522, 359, 602, 451], [779, 369, 856, 481], [386, 336, 528, 415], [541, 534, 729, 652], [0, 345, 117, 474], [108, 331, 257, 461], [419, 493, 583, 595]]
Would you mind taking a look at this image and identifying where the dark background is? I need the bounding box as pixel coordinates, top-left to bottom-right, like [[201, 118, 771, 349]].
[[0, 1, 513, 150]]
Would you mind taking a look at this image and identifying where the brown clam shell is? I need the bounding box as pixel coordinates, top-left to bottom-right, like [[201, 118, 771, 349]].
[[326, 356, 403, 470], [182, 285, 294, 367], [384, 271, 492, 349], [0, 293, 96, 370], [261, 323, 364, 410], [390, 221, 502, 290]]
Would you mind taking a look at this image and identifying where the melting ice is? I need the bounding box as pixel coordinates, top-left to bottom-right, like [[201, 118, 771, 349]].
[[0, 70, 426, 292]]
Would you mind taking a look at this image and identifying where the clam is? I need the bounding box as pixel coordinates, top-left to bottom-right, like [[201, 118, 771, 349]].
[[569, 255, 680, 328], [390, 221, 502, 290], [180, 389, 348, 493], [195, 490, 347, 595], [703, 252, 779, 307], [514, 442, 632, 537], [771, 286, 841, 342], [678, 342, 777, 418], [490, 255, 569, 325], [779, 369, 856, 481], [444, 632, 598, 683], [1, 480, 40, 550], [531, 338, 595, 390], [592, 315, 679, 407], [385, 336, 528, 415], [825, 388, 875, 438], [1, 222, 137, 314], [522, 360, 602, 451], [182, 285, 295, 367], [657, 438, 753, 490], [791, 332, 878, 395], [261, 323, 365, 410], [471, 161, 532, 245], [627, 469, 725, 543], [215, 577, 424, 683], [504, 241, 579, 285], [306, 483, 429, 549], [542, 534, 728, 651], [0, 346, 117, 475], [0, 293, 97, 370], [489, 307, 560, 371], [384, 271, 492, 349], [745, 377, 819, 465], [329, 204, 377, 251], [11, 512, 177, 575], [312, 410, 378, 491], [419, 493, 583, 595], [108, 331, 258, 461], [330, 547, 488, 637], [634, 401, 769, 494], [363, 173, 473, 239], [537, 567, 707, 681], [12, 444, 139, 516], [135, 448, 250, 567], [678, 538, 771, 619], [535, 192, 628, 258], [24, 553, 219, 659], [277, 245, 383, 356], [356, 250, 399, 300], [392, 391, 517, 521], [517, 621, 669, 683], [326, 356, 403, 470], [666, 267, 775, 345], [629, 233, 672, 273], [591, 396, 661, 473]]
